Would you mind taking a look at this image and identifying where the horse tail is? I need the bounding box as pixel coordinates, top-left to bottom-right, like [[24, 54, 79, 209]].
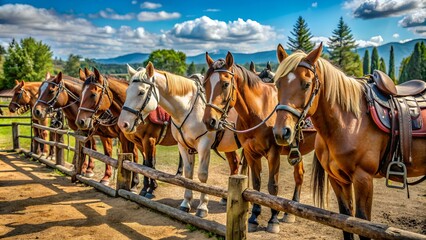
[[312, 153, 325, 208]]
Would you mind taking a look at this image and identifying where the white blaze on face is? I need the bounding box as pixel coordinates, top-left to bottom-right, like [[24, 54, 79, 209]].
[[81, 85, 90, 100], [39, 82, 49, 96], [208, 72, 220, 103], [287, 72, 296, 84]]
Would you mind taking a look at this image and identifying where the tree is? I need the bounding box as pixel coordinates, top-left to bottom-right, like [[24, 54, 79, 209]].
[[143, 49, 187, 75], [398, 56, 410, 81], [379, 57, 386, 73], [287, 16, 314, 52], [3, 37, 53, 89], [328, 17, 359, 76], [63, 54, 82, 78], [370, 47, 379, 73], [388, 45, 396, 83], [187, 61, 196, 76], [420, 41, 426, 80], [399, 42, 423, 83], [200, 67, 206, 75], [362, 49, 370, 75]]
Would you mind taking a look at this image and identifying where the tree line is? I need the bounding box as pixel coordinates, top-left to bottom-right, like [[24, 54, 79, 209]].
[[0, 18, 425, 90]]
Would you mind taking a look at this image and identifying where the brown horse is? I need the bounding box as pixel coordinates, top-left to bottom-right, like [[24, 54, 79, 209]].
[[202, 52, 316, 233], [273, 43, 426, 240], [32, 72, 112, 182], [76, 68, 180, 197]]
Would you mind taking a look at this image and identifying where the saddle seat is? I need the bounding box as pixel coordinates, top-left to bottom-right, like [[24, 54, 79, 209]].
[[372, 70, 426, 96], [148, 106, 171, 125]]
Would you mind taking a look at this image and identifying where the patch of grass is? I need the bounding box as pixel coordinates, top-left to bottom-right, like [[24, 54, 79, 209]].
[[53, 168, 66, 176], [185, 224, 198, 232]]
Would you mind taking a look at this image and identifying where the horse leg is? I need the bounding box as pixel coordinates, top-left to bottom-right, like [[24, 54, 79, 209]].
[[145, 137, 158, 199], [329, 177, 354, 240], [40, 129, 49, 156], [176, 153, 183, 176], [48, 130, 55, 158], [195, 144, 211, 218], [282, 160, 305, 223], [265, 150, 280, 233], [178, 144, 195, 213], [122, 139, 139, 193], [353, 169, 374, 240], [217, 151, 241, 205], [84, 137, 96, 178], [99, 137, 113, 185], [246, 149, 262, 232]]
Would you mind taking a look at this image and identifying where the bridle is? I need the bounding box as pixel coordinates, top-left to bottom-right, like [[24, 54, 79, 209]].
[[122, 74, 159, 129], [275, 60, 321, 165], [10, 88, 31, 111], [35, 80, 80, 115], [77, 75, 114, 125]]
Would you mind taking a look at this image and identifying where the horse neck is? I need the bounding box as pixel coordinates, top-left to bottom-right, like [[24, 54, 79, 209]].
[[105, 78, 127, 117], [154, 71, 198, 124], [26, 82, 42, 108], [233, 68, 278, 128], [59, 80, 82, 130]]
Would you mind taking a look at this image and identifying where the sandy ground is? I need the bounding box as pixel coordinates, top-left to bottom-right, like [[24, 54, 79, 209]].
[[0, 150, 425, 240]]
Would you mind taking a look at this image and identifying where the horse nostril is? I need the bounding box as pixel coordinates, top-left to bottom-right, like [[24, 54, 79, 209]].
[[283, 127, 292, 140], [78, 119, 85, 126], [34, 109, 41, 116], [123, 121, 129, 129], [209, 119, 217, 129]]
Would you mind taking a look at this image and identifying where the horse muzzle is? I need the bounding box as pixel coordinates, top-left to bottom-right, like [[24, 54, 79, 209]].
[[272, 126, 294, 146], [76, 118, 93, 130], [32, 107, 46, 121], [203, 117, 220, 131]]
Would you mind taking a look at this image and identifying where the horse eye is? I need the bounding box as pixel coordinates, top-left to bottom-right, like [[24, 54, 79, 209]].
[[222, 82, 230, 89], [48, 90, 54, 94], [139, 90, 145, 96], [303, 82, 311, 90], [91, 93, 96, 98]]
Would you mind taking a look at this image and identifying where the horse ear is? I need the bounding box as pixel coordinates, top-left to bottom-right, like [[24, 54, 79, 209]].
[[127, 64, 137, 77], [84, 68, 93, 77], [15, 80, 20, 86], [94, 68, 103, 84], [266, 61, 272, 71], [225, 52, 234, 68], [79, 68, 86, 81], [305, 42, 323, 64], [277, 44, 288, 63], [205, 52, 214, 67], [250, 61, 256, 73], [45, 72, 51, 80], [54, 72, 63, 84], [146, 62, 154, 78], [20, 80, 25, 87]]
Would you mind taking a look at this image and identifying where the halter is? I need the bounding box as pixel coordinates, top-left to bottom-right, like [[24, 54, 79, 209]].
[[276, 60, 321, 165], [35, 80, 80, 114], [122, 75, 159, 129], [10, 88, 30, 110], [78, 75, 114, 125], [206, 68, 236, 123]]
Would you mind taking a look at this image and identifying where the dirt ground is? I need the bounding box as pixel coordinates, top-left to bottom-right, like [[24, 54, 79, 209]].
[[0, 150, 425, 240]]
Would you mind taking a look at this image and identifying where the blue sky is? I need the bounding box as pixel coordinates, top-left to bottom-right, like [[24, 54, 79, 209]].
[[0, 0, 424, 59]]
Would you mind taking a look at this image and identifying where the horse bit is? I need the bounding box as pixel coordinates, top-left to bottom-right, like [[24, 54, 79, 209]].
[[276, 60, 321, 165]]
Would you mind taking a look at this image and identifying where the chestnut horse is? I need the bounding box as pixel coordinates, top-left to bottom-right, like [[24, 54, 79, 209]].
[[9, 80, 51, 155], [250, 61, 275, 83], [76, 68, 180, 196], [272, 43, 426, 240], [117, 64, 242, 218], [202, 52, 316, 233], [32, 72, 112, 183]]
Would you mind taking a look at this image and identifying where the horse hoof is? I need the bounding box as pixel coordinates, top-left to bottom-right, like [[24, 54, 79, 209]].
[[267, 222, 280, 233], [139, 190, 147, 197], [100, 180, 110, 186], [219, 198, 227, 206], [179, 206, 190, 213], [145, 193, 155, 199], [85, 172, 95, 178], [195, 209, 208, 218], [281, 213, 296, 223], [248, 223, 258, 232]]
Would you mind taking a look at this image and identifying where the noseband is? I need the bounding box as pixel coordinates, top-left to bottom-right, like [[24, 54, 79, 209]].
[[276, 60, 321, 165], [78, 76, 113, 123], [10, 88, 30, 110], [35, 80, 80, 115], [206, 68, 235, 122]]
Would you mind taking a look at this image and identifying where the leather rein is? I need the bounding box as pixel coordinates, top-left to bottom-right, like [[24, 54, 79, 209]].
[[35, 80, 80, 115]]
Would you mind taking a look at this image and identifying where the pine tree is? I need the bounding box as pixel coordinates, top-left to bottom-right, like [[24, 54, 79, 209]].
[[200, 67, 206, 75], [388, 45, 396, 83], [187, 61, 196, 76], [420, 41, 426, 80], [379, 57, 386, 73], [362, 49, 370, 75], [287, 16, 314, 52], [400, 42, 423, 82], [328, 17, 359, 76], [370, 47, 379, 73], [399, 56, 410, 81]]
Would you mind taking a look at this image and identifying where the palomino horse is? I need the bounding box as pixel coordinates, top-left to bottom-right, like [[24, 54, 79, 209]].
[[32, 72, 112, 183], [250, 61, 275, 83], [272, 43, 426, 240], [76, 68, 179, 196], [9, 80, 51, 156], [118, 63, 242, 218], [203, 52, 316, 233]]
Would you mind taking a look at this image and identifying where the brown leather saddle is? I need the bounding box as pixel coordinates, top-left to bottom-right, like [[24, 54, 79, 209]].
[[148, 106, 171, 125], [365, 70, 426, 187]]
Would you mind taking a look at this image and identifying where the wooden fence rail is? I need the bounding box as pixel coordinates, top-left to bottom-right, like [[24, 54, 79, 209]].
[[3, 117, 426, 240]]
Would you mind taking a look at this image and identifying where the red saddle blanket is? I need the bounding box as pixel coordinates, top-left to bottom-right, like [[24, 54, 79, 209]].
[[148, 106, 171, 125]]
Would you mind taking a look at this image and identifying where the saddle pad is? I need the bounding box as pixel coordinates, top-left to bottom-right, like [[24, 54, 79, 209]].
[[148, 106, 171, 125]]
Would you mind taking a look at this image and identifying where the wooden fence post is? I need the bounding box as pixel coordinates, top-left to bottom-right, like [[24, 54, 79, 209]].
[[71, 139, 85, 183], [55, 130, 64, 166], [226, 175, 248, 240], [12, 122, 20, 150], [116, 153, 133, 192]]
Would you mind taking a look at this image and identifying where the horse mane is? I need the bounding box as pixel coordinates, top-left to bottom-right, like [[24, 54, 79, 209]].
[[156, 70, 196, 97], [274, 51, 363, 118]]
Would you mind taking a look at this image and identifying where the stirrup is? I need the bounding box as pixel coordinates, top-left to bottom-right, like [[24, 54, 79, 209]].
[[386, 161, 407, 189]]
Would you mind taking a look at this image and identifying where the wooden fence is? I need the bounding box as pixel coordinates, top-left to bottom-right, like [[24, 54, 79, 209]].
[[1, 104, 425, 240]]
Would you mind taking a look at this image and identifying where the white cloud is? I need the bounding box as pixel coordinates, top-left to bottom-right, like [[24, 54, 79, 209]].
[[131, 0, 137, 5], [343, 0, 424, 19], [204, 9, 220, 12], [392, 33, 400, 38], [137, 11, 180, 21], [312, 2, 318, 8], [355, 35, 384, 47], [90, 8, 135, 20], [140, 2, 162, 9], [399, 38, 413, 43], [311, 36, 329, 47], [370, 35, 384, 44]]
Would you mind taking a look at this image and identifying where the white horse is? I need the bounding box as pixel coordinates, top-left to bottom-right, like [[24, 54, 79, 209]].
[[117, 63, 243, 218]]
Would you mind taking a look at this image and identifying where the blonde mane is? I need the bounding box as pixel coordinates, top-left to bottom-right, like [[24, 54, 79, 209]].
[[274, 51, 363, 118], [157, 70, 196, 97]]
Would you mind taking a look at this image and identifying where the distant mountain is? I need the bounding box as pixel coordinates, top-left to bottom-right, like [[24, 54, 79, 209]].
[[94, 39, 425, 72]]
